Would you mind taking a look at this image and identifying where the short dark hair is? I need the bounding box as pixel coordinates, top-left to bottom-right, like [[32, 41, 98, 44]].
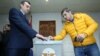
[[61, 8, 71, 17], [20, 0, 31, 5]]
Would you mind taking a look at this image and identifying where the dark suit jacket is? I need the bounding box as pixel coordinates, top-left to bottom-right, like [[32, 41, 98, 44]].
[[7, 8, 37, 48]]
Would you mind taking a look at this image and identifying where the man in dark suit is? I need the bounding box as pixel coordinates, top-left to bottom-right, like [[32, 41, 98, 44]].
[[5, 1, 46, 56]]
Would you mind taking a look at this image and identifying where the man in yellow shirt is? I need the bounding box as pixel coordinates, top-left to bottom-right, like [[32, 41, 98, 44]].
[[51, 8, 100, 56]]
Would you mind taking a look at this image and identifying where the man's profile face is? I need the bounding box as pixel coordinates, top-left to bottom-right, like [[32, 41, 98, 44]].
[[62, 10, 73, 22], [63, 10, 71, 20], [21, 2, 31, 14]]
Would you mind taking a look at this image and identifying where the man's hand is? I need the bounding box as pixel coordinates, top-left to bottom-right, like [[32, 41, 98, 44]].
[[36, 34, 47, 41], [75, 33, 87, 42]]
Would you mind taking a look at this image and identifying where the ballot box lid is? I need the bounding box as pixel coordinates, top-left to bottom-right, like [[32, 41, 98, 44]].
[[34, 41, 63, 45]]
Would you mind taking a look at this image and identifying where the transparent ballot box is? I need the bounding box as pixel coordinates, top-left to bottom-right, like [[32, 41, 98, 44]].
[[33, 40, 63, 56]]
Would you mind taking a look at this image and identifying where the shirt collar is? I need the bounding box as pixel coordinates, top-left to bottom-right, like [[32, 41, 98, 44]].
[[20, 9, 25, 15]]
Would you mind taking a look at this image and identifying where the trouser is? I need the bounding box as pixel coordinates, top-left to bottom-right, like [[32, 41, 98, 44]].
[[74, 43, 100, 56], [0, 42, 5, 56], [5, 48, 30, 56]]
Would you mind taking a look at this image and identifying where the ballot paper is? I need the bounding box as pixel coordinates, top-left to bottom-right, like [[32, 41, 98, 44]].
[[43, 36, 53, 41]]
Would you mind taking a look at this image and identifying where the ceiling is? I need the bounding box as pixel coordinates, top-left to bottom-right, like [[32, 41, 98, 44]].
[[0, 0, 100, 14]]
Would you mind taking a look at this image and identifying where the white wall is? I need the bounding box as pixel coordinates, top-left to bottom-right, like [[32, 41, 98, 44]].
[[0, 12, 100, 56], [32, 13, 62, 34], [0, 15, 9, 31]]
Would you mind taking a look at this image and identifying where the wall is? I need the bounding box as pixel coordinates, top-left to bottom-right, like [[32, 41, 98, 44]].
[[0, 15, 9, 31]]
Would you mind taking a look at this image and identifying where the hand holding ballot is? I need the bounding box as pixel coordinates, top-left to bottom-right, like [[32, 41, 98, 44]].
[[48, 36, 54, 40], [36, 34, 47, 41]]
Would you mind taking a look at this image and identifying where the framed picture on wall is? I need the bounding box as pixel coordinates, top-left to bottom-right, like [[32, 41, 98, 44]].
[[39, 21, 56, 37]]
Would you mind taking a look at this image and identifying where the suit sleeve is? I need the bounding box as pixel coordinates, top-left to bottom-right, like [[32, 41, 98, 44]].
[[9, 8, 37, 38]]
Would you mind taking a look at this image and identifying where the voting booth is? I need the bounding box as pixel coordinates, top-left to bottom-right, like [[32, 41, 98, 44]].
[[33, 40, 63, 56]]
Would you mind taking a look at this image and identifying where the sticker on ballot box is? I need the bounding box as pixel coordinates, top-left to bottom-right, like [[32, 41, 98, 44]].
[[42, 48, 56, 56]]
